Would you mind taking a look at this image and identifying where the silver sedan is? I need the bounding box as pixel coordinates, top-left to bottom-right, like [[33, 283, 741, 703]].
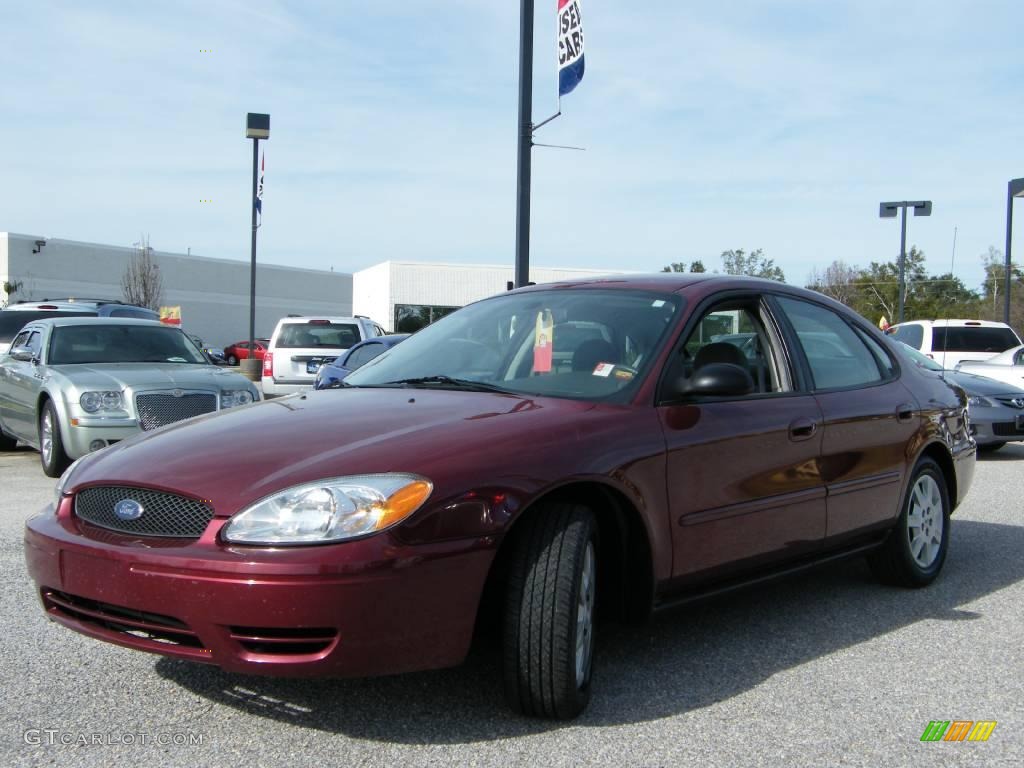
[[0, 317, 259, 476]]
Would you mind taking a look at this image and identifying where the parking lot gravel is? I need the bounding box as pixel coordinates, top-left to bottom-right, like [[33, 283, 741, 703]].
[[1, 444, 1021, 767]]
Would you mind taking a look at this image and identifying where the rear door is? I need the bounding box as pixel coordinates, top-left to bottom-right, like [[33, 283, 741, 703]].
[[773, 296, 917, 543]]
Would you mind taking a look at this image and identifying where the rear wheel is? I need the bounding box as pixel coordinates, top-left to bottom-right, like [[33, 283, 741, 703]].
[[503, 503, 597, 719], [39, 400, 70, 478], [868, 456, 950, 587]]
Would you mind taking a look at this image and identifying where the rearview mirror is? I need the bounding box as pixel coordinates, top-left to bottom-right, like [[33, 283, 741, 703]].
[[676, 362, 755, 399]]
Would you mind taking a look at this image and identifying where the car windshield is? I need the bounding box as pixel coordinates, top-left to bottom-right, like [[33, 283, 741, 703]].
[[345, 288, 682, 401], [48, 325, 209, 365], [895, 341, 944, 371]]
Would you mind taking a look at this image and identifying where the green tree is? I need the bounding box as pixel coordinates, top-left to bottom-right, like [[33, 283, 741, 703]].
[[720, 249, 785, 282], [662, 260, 707, 273], [978, 246, 1024, 330]]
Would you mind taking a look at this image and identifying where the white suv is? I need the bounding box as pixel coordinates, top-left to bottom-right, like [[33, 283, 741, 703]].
[[261, 315, 386, 396], [885, 319, 1022, 368]]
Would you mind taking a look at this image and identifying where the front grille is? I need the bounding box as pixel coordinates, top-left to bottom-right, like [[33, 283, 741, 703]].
[[992, 422, 1024, 437], [43, 589, 204, 649], [75, 486, 214, 538], [136, 393, 216, 431]]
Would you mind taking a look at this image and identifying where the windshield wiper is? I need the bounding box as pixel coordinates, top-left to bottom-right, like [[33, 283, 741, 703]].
[[377, 376, 511, 393]]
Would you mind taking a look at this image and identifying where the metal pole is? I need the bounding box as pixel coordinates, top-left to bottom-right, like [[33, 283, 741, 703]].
[[249, 137, 259, 351], [898, 203, 908, 323], [514, 0, 535, 288], [1005, 185, 1014, 326]]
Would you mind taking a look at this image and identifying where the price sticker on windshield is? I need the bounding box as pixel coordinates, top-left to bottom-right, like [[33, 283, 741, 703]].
[[533, 310, 554, 374]]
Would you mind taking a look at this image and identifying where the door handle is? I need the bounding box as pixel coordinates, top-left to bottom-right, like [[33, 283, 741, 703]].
[[896, 403, 916, 423], [789, 417, 817, 441]]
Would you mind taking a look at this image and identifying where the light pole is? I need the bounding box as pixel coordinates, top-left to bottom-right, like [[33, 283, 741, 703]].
[[244, 113, 269, 381], [1004, 179, 1024, 325], [879, 200, 932, 323], [514, 0, 535, 289]]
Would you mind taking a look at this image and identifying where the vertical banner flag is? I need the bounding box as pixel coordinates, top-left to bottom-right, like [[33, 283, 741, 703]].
[[557, 0, 585, 98], [159, 306, 182, 326], [255, 152, 265, 222]]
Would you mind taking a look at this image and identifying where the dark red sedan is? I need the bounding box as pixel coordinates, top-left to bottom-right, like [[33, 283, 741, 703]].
[[24, 275, 975, 719]]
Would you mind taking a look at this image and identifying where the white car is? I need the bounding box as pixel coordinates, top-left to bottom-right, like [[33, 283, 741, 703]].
[[261, 315, 386, 396], [955, 344, 1024, 390], [885, 319, 1022, 368]]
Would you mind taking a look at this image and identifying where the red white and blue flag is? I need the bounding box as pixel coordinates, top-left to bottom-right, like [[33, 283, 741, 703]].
[[255, 152, 265, 220], [557, 0, 585, 98]]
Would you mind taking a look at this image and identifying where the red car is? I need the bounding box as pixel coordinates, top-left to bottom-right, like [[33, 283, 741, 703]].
[[222, 339, 270, 366], [24, 275, 975, 719]]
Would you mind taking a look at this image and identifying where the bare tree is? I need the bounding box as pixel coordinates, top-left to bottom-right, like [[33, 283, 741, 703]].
[[122, 235, 164, 311], [806, 260, 860, 307]]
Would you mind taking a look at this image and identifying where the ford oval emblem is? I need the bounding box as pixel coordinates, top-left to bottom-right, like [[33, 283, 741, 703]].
[[114, 499, 144, 521]]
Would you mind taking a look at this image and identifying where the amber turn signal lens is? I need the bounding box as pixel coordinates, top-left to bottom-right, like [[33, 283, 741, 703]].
[[378, 480, 433, 528]]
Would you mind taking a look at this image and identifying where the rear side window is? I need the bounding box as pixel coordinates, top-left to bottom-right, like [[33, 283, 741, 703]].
[[932, 327, 1020, 353], [888, 323, 924, 349], [776, 297, 884, 390], [276, 322, 361, 349], [0, 310, 92, 343]]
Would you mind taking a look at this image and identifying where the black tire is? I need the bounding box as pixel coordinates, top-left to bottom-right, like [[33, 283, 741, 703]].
[[503, 503, 598, 719], [39, 400, 70, 478], [977, 442, 1005, 453], [867, 456, 950, 587], [227, 354, 238, 366]]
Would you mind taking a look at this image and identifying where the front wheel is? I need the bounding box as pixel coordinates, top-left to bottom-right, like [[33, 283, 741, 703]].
[[227, 354, 238, 366], [867, 456, 950, 587], [39, 400, 71, 478], [503, 503, 597, 719]]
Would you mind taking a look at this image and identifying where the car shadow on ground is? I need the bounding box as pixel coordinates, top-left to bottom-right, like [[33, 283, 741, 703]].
[[156, 519, 1024, 743]]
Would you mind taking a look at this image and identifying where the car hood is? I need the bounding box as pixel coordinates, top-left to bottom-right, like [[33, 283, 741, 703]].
[[944, 369, 1024, 396], [49, 363, 254, 391], [68, 388, 598, 515]]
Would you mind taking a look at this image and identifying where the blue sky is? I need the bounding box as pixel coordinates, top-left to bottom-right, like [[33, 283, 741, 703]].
[[1, 0, 1021, 290]]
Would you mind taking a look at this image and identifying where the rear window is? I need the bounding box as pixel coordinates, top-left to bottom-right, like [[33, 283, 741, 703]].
[[888, 324, 924, 349], [275, 322, 361, 349], [0, 310, 93, 342], [105, 306, 159, 320], [932, 327, 1020, 353]]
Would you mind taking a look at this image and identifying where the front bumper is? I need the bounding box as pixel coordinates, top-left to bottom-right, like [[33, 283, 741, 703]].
[[967, 409, 1024, 445], [24, 498, 493, 677]]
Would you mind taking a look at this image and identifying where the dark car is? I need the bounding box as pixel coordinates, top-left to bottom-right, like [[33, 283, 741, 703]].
[[222, 339, 270, 366], [24, 275, 974, 720], [314, 334, 410, 389]]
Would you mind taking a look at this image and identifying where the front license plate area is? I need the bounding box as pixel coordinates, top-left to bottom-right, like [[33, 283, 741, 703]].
[[61, 550, 129, 605]]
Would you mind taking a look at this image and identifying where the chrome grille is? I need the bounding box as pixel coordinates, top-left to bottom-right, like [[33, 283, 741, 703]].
[[136, 393, 216, 431], [75, 486, 214, 538]]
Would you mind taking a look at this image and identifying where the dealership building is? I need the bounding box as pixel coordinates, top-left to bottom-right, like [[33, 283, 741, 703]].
[[1, 232, 621, 345]]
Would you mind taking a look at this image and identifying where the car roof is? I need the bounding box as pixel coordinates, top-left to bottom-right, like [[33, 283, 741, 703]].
[[889, 319, 1016, 329], [275, 316, 362, 323], [17, 317, 168, 329]]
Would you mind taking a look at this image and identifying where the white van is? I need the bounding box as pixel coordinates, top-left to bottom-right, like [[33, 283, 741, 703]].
[[261, 315, 386, 396], [885, 319, 1022, 368]]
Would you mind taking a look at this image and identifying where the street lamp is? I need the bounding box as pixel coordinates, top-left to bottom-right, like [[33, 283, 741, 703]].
[[244, 112, 269, 381], [879, 200, 932, 323], [1004, 178, 1024, 325]]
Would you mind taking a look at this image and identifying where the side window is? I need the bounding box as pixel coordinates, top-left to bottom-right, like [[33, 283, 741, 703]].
[[347, 343, 386, 370], [10, 330, 32, 350], [666, 299, 789, 397], [776, 297, 884, 390], [854, 327, 897, 379], [888, 323, 923, 349]]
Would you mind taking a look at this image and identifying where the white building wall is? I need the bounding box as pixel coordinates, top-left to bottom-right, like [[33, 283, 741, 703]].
[[1, 233, 354, 346], [354, 261, 627, 331]]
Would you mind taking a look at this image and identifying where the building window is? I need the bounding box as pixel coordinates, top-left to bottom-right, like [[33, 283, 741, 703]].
[[394, 304, 460, 333]]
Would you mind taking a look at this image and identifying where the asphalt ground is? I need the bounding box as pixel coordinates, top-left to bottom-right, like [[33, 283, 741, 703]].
[[0, 443, 1021, 767]]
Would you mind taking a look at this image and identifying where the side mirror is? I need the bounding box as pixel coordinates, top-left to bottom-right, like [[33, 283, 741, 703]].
[[676, 362, 755, 399], [10, 345, 36, 363]]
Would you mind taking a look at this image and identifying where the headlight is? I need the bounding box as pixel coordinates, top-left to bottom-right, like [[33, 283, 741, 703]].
[[967, 395, 994, 409], [53, 456, 86, 508], [221, 474, 432, 545], [79, 391, 124, 413], [221, 390, 255, 408]]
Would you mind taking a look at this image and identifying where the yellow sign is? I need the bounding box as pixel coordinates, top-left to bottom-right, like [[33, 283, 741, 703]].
[[159, 306, 181, 326]]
